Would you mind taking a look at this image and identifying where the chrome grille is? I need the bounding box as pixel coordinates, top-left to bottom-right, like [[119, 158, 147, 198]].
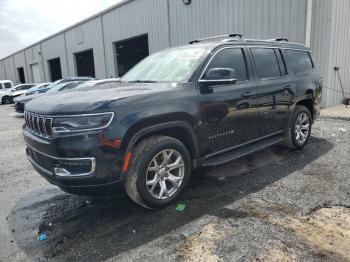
[[24, 111, 53, 138]]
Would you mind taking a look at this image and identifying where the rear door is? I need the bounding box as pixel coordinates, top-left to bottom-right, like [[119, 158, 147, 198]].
[[285, 49, 321, 117], [250, 47, 296, 137], [197, 46, 259, 153]]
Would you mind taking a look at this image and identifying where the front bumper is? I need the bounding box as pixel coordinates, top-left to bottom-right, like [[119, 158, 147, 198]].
[[23, 127, 126, 192], [15, 101, 25, 113], [27, 146, 96, 177]]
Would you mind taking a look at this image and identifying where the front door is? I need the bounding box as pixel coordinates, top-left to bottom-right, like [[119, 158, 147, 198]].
[[197, 47, 259, 154], [250, 48, 296, 136]]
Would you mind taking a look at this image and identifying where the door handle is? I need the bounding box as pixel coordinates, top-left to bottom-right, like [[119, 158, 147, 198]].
[[241, 91, 255, 98]]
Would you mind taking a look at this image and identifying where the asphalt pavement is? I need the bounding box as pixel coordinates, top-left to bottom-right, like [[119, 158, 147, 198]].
[[0, 104, 349, 261]]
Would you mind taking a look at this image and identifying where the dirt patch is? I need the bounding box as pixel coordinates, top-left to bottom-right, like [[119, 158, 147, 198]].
[[177, 222, 229, 262], [254, 246, 296, 262], [274, 206, 350, 260], [224, 199, 350, 261]]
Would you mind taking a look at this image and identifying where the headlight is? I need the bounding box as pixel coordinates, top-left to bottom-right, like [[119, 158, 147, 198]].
[[52, 112, 114, 133]]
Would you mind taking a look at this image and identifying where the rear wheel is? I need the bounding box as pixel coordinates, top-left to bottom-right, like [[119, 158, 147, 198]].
[[124, 135, 191, 209], [2, 96, 12, 104], [284, 105, 312, 149]]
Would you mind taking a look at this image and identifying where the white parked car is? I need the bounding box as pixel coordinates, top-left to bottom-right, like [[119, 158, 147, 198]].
[[0, 80, 14, 90], [0, 83, 36, 104]]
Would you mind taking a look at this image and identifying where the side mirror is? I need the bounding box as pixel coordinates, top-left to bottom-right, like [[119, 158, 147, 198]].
[[201, 68, 238, 85]]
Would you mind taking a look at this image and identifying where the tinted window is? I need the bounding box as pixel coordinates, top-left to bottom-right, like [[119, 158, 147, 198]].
[[286, 50, 313, 75], [275, 50, 287, 76], [22, 85, 34, 90], [251, 48, 281, 79], [4, 83, 12, 88], [204, 48, 248, 81]]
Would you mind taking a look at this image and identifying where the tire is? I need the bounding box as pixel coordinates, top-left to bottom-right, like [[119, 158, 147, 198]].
[[2, 96, 12, 104], [283, 105, 312, 150], [124, 135, 191, 209]]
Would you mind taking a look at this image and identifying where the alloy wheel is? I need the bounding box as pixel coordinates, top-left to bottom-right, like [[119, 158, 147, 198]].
[[295, 112, 310, 144], [146, 149, 185, 200]]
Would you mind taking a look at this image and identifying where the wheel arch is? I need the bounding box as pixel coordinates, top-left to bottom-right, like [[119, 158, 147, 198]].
[[1, 95, 11, 103], [120, 121, 200, 178], [295, 95, 314, 120]]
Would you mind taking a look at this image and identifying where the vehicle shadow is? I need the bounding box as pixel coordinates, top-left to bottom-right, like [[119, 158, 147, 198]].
[[7, 136, 333, 261]]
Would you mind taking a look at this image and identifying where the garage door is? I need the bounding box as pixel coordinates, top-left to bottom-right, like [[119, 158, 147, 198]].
[[31, 63, 41, 83]]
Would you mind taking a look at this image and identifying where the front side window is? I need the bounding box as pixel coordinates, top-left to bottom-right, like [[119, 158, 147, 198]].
[[251, 48, 283, 79], [22, 85, 33, 90], [121, 47, 209, 83], [203, 48, 248, 81], [286, 50, 313, 76]]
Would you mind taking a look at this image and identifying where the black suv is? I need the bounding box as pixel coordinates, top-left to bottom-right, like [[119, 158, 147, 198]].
[[23, 35, 322, 209]]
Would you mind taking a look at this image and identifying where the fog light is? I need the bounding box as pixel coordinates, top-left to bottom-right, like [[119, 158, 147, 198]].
[[54, 167, 71, 177]]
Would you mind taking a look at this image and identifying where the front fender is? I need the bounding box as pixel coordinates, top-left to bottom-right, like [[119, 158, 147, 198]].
[[119, 120, 200, 180]]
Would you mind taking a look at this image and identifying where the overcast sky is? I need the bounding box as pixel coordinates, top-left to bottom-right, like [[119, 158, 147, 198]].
[[0, 0, 121, 59]]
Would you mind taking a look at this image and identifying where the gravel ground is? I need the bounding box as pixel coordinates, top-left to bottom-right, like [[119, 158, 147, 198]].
[[0, 104, 349, 261]]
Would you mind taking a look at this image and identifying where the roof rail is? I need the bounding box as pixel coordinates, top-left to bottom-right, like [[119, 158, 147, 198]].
[[267, 38, 289, 42], [189, 33, 244, 44]]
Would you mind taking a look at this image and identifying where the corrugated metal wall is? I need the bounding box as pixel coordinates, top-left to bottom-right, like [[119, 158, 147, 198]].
[[13, 52, 28, 83], [310, 0, 333, 107], [2, 57, 16, 82], [1, 0, 309, 84], [6, 0, 348, 108], [102, 0, 169, 77], [65, 17, 106, 78], [0, 61, 6, 80], [41, 34, 69, 81], [24, 44, 45, 83], [325, 0, 350, 107], [168, 0, 307, 46]]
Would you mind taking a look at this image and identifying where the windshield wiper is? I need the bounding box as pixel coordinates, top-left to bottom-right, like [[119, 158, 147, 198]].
[[128, 80, 158, 83]]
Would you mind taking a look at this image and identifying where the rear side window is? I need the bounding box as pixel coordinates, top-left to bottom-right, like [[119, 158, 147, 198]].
[[251, 48, 285, 79], [4, 83, 12, 88], [286, 50, 313, 76], [22, 85, 34, 90], [204, 48, 248, 81]]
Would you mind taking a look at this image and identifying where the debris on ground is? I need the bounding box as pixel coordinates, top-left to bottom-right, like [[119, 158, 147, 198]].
[[176, 203, 186, 212], [37, 233, 48, 241]]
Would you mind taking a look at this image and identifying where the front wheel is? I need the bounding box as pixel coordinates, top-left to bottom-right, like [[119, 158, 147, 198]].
[[124, 135, 191, 209], [2, 96, 12, 104], [283, 105, 312, 149]]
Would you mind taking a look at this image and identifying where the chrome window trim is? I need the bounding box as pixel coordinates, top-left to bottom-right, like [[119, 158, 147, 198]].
[[26, 145, 96, 177]]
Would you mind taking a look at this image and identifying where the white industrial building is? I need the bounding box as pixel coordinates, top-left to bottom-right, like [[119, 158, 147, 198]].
[[0, 0, 349, 107]]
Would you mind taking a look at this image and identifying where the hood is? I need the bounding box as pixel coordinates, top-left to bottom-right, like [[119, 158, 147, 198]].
[[17, 92, 45, 102], [25, 82, 177, 115], [11, 90, 26, 97], [0, 90, 11, 95]]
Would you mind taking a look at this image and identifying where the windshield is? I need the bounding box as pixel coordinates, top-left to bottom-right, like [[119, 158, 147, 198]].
[[27, 83, 50, 93], [46, 81, 82, 93], [121, 47, 209, 83], [75, 81, 96, 89], [46, 82, 68, 93]]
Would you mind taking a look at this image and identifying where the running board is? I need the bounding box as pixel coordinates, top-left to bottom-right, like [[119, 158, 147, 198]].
[[202, 134, 284, 167]]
